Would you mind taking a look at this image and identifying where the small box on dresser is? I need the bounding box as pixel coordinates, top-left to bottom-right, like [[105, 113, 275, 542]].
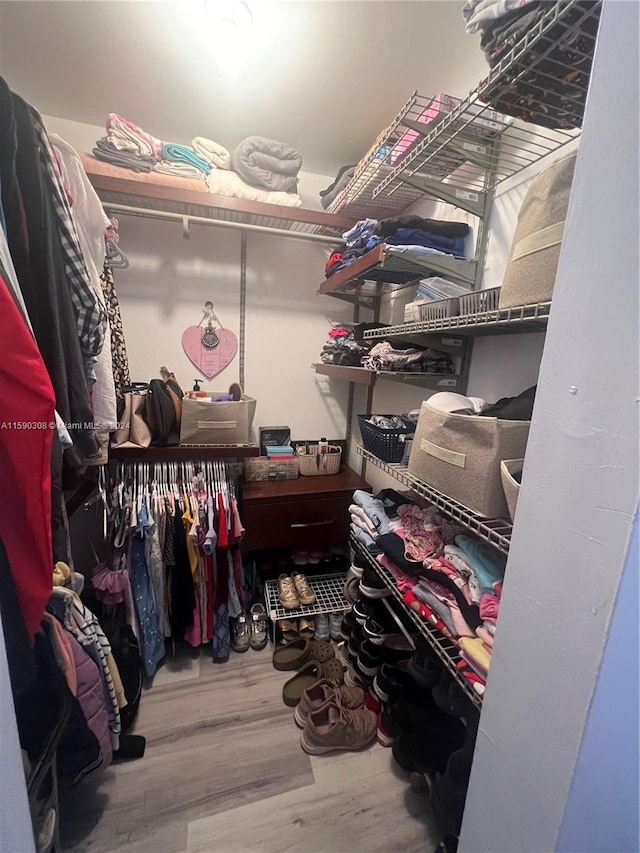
[[407, 401, 530, 518]]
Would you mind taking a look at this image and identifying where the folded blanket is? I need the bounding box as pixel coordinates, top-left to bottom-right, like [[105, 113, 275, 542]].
[[378, 216, 470, 239], [161, 142, 211, 175], [231, 136, 302, 193], [207, 169, 302, 207], [155, 161, 208, 181], [82, 154, 208, 192], [462, 0, 538, 33], [106, 113, 162, 160], [93, 137, 154, 172], [192, 137, 231, 170]]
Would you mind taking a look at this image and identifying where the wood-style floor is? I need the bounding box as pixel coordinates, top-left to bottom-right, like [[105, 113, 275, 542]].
[[60, 646, 443, 853]]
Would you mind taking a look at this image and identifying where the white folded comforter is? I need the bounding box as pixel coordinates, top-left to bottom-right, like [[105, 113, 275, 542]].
[[207, 170, 302, 207]]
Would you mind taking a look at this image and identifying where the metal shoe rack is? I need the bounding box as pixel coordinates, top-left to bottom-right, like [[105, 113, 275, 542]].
[[264, 572, 350, 621], [350, 537, 483, 711]]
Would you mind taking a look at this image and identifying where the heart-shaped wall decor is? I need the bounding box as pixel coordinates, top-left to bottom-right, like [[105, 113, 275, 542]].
[[182, 325, 238, 380]]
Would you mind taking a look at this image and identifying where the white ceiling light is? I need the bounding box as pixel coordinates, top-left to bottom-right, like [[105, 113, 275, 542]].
[[204, 0, 254, 76]]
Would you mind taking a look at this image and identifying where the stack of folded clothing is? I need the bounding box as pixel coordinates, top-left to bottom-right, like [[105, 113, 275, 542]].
[[464, 0, 601, 129], [231, 136, 302, 193], [156, 142, 212, 180], [93, 113, 162, 172], [319, 324, 372, 367], [319, 164, 356, 209], [325, 215, 470, 277], [349, 486, 506, 695], [363, 341, 456, 375]]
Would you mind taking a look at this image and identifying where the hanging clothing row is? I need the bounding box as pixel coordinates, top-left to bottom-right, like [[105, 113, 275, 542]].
[[99, 461, 249, 677]]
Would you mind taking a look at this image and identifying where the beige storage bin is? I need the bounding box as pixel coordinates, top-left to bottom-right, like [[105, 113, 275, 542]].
[[500, 459, 524, 522], [407, 401, 530, 518], [499, 153, 576, 309], [180, 394, 256, 445]]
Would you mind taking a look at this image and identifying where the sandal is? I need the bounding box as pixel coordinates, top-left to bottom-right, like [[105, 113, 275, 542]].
[[272, 638, 311, 671], [308, 640, 335, 663], [282, 662, 322, 707], [277, 619, 299, 643], [298, 617, 315, 640]]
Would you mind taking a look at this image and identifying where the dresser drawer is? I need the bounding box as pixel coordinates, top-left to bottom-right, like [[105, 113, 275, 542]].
[[243, 496, 351, 551]]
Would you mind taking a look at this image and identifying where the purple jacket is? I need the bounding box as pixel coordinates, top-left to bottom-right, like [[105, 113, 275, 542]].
[[68, 631, 113, 772]]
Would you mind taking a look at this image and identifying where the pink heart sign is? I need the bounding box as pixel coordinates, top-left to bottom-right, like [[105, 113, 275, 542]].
[[181, 326, 238, 380]]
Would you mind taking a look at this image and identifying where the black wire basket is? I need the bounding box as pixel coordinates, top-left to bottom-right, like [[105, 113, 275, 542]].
[[357, 415, 416, 464]]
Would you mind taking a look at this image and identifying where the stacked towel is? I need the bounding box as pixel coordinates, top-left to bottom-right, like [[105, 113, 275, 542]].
[[160, 143, 211, 176], [192, 137, 231, 170], [154, 161, 208, 181], [231, 136, 302, 193], [93, 138, 155, 172], [106, 113, 162, 160]]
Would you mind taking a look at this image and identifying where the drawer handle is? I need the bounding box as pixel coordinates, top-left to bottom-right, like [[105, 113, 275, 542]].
[[290, 519, 334, 529]]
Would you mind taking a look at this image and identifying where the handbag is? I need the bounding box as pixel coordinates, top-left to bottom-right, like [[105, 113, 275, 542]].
[[111, 383, 152, 449]]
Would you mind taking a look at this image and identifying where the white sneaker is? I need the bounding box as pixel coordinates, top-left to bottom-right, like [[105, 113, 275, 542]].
[[329, 611, 343, 641], [315, 613, 330, 641]]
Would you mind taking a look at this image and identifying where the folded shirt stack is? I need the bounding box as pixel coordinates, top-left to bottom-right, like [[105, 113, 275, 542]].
[[349, 485, 507, 694], [325, 215, 471, 276], [319, 324, 371, 367], [363, 341, 455, 375]]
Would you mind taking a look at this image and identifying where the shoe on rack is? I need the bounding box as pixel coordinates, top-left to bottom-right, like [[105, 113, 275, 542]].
[[278, 573, 299, 610], [359, 565, 391, 599], [292, 550, 309, 566], [294, 678, 366, 728], [339, 611, 358, 642], [298, 617, 315, 640], [314, 613, 330, 641], [249, 603, 269, 650], [344, 663, 369, 689], [353, 597, 374, 626], [407, 637, 443, 689], [347, 624, 365, 660], [356, 640, 382, 678], [364, 688, 382, 715], [377, 710, 395, 748], [343, 575, 360, 604], [231, 612, 250, 653], [363, 605, 404, 644], [329, 611, 343, 641], [431, 748, 474, 833], [391, 713, 466, 775], [350, 549, 367, 579], [300, 700, 377, 755], [432, 672, 473, 719], [291, 572, 316, 606], [373, 660, 412, 703], [277, 619, 299, 643], [308, 550, 324, 565]]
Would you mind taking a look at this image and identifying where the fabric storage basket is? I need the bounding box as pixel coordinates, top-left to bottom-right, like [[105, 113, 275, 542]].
[[407, 402, 530, 518], [296, 445, 342, 476], [180, 394, 256, 445], [499, 153, 576, 309], [500, 458, 524, 522], [358, 415, 416, 464]]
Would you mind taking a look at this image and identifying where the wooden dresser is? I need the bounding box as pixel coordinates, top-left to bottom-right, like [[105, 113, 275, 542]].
[[241, 468, 371, 552]]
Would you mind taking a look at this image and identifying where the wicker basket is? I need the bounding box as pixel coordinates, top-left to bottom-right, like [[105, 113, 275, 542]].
[[296, 445, 342, 476], [358, 415, 416, 464]]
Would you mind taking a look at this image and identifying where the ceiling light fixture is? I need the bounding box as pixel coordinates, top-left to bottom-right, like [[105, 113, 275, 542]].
[[204, 0, 254, 76]]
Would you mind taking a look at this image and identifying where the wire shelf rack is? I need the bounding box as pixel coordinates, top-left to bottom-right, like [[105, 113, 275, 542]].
[[363, 300, 551, 340], [356, 446, 512, 555], [374, 1, 601, 211], [264, 572, 350, 621], [350, 537, 483, 711]]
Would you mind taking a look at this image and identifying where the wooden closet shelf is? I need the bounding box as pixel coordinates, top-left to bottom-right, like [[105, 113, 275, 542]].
[[86, 168, 356, 238], [109, 445, 260, 462]]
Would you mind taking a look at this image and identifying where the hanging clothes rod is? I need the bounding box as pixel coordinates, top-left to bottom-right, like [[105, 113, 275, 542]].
[[101, 203, 341, 245]]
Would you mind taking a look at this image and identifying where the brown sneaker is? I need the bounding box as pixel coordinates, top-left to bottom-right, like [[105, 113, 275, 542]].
[[300, 696, 377, 754], [291, 572, 316, 606], [294, 679, 366, 728], [278, 573, 299, 609]]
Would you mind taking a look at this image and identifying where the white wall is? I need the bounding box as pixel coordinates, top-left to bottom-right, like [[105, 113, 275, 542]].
[[43, 115, 354, 444], [460, 3, 640, 850]]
